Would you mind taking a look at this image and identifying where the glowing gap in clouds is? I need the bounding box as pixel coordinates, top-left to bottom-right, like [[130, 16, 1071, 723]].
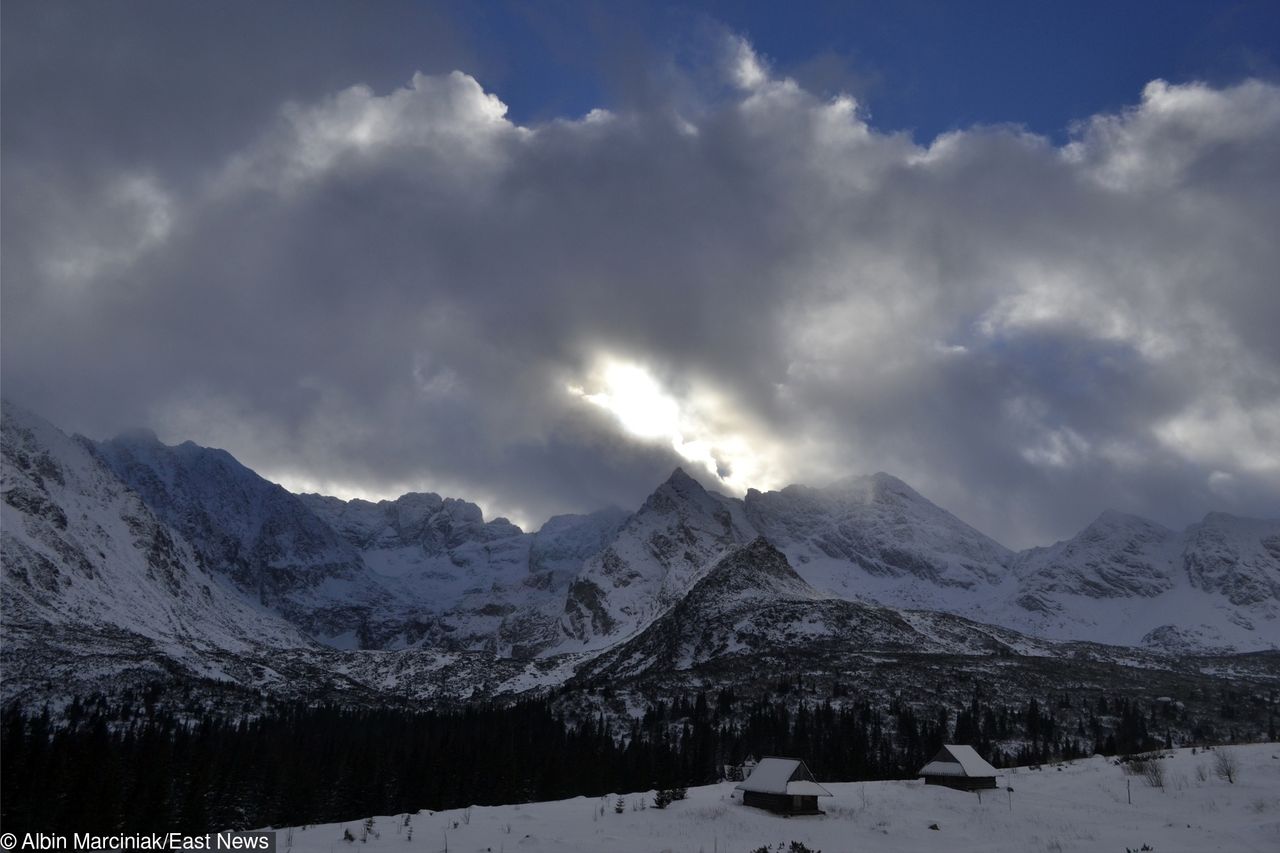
[[567, 358, 780, 494]]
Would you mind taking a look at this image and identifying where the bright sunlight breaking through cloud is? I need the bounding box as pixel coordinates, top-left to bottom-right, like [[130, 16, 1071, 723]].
[[567, 357, 782, 495]]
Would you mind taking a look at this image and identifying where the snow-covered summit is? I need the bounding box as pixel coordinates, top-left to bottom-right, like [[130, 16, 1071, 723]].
[[744, 472, 1012, 590], [558, 468, 755, 649], [1013, 510, 1180, 601]]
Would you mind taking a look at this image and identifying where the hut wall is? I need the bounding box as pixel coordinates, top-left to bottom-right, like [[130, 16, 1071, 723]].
[[743, 791, 791, 812], [741, 791, 823, 814], [924, 774, 997, 791]]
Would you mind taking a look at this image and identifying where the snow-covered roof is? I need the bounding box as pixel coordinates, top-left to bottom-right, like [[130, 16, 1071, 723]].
[[735, 757, 832, 796], [784, 780, 833, 797], [919, 745, 999, 778]]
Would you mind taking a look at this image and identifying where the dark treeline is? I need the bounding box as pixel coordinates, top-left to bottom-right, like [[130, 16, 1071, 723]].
[[2, 680, 1238, 835]]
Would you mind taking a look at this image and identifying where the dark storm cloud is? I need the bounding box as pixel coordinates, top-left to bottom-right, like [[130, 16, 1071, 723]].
[[3, 21, 1278, 544], [1, 1, 477, 182]]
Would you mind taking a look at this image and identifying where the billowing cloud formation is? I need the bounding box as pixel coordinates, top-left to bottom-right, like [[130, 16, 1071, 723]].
[[4, 35, 1278, 545]]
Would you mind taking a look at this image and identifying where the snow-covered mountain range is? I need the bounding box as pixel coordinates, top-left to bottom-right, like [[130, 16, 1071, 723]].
[[557, 468, 1277, 656], [2, 400, 1277, 705], [0, 402, 347, 699]]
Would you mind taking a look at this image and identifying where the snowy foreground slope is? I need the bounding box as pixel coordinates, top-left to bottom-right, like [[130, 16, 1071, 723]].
[[279, 744, 1279, 853]]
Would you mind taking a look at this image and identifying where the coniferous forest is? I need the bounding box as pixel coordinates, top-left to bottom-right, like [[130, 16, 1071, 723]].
[[2, 681, 1257, 835]]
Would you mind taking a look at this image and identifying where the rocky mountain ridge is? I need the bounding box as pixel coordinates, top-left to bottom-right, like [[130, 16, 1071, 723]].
[[2, 400, 1277, 708]]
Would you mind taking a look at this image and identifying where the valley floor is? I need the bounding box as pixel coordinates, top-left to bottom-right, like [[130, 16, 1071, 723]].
[[275, 743, 1280, 853]]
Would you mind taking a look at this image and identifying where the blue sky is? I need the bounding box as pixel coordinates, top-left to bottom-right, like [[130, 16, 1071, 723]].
[[453, 0, 1280, 139]]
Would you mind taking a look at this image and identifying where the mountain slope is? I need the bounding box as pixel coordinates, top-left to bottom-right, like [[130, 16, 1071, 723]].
[[0, 401, 340, 702], [1001, 510, 1279, 652], [95, 430, 396, 645], [297, 491, 531, 614], [743, 473, 1013, 613], [4, 400, 1277, 712], [575, 538, 1042, 683], [1183, 512, 1280, 607]]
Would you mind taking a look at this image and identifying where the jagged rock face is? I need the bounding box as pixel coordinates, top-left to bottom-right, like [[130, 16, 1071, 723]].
[[298, 491, 533, 652], [298, 492, 528, 592], [1013, 511, 1180, 604], [996, 510, 1279, 654], [94, 432, 393, 643], [300, 492, 522, 554], [1182, 513, 1280, 608], [744, 473, 1012, 589], [560, 468, 755, 648], [486, 510, 631, 656], [299, 495, 625, 657]]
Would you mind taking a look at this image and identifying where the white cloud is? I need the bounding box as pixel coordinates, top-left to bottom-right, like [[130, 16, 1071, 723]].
[[221, 70, 524, 192], [39, 173, 173, 288], [6, 33, 1279, 544], [1156, 399, 1280, 478]]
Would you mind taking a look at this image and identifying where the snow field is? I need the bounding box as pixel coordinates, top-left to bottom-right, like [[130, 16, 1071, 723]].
[[276, 743, 1280, 853]]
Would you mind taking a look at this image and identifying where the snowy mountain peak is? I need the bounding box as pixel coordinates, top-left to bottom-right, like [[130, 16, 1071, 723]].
[[1182, 512, 1280, 608], [819, 471, 921, 503], [1012, 510, 1179, 602], [664, 465, 698, 488], [1085, 509, 1173, 535], [558, 468, 756, 649], [112, 426, 163, 446], [743, 472, 1011, 593], [693, 537, 822, 603], [643, 467, 729, 516]]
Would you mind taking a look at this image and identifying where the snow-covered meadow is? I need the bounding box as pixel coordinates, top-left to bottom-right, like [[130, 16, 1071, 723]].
[[276, 744, 1280, 853]]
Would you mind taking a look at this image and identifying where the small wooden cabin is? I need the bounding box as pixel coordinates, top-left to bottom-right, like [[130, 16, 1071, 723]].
[[735, 757, 832, 815], [723, 755, 758, 782], [918, 744, 999, 791]]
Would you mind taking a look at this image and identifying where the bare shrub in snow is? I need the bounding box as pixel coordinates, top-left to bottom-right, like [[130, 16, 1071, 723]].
[[1142, 758, 1165, 789], [1122, 753, 1165, 787], [1214, 749, 1239, 784]]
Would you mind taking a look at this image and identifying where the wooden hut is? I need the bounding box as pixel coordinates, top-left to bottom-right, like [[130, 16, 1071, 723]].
[[918, 744, 999, 791], [735, 757, 832, 815]]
